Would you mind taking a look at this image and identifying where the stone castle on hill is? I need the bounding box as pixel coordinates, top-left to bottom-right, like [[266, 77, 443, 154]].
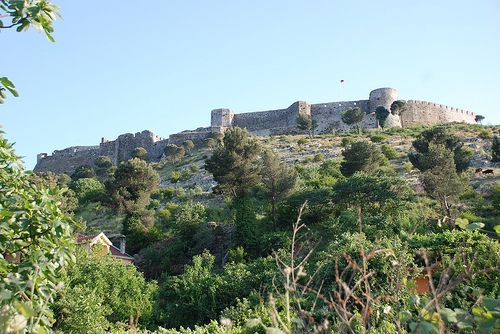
[[34, 87, 477, 175]]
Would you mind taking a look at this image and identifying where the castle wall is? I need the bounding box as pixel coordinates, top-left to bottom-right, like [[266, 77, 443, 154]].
[[168, 127, 215, 147], [35, 87, 479, 175], [34, 145, 102, 174], [232, 101, 311, 135], [311, 100, 372, 133], [34, 130, 169, 175], [401, 100, 476, 127]]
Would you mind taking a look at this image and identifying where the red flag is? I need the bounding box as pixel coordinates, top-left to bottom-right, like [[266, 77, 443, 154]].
[[340, 80, 344, 83]]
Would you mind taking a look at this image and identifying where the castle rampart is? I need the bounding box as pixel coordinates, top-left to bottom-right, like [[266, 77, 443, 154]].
[[34, 87, 477, 175]]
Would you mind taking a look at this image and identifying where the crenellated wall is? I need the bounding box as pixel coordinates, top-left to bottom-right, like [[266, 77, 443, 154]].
[[35, 87, 477, 175], [401, 100, 476, 127]]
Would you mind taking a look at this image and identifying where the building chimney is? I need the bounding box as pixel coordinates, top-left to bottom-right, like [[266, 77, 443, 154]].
[[119, 235, 126, 254]]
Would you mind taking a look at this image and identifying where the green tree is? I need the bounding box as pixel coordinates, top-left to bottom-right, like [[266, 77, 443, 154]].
[[94, 155, 113, 181], [53, 247, 157, 332], [131, 147, 148, 160], [332, 172, 413, 216], [56, 173, 71, 186], [95, 155, 113, 169], [71, 164, 96, 181], [0, 131, 75, 333], [492, 135, 500, 163], [340, 107, 366, 133], [390, 100, 407, 115], [103, 158, 159, 214], [381, 144, 399, 160], [204, 137, 215, 150], [25, 171, 78, 216], [340, 140, 385, 177], [375, 105, 390, 129], [164, 144, 184, 168], [211, 131, 224, 147], [261, 149, 298, 231], [475, 114, 485, 124], [205, 127, 262, 197], [182, 140, 195, 156], [205, 127, 262, 254], [409, 125, 472, 173], [68, 177, 104, 205], [295, 112, 313, 138], [420, 144, 469, 229]]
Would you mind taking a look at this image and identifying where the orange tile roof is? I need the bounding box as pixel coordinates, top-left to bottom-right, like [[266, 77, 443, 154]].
[[76, 233, 99, 243]]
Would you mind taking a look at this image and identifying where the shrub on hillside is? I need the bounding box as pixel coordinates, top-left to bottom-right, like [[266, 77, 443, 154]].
[[381, 144, 399, 160], [370, 134, 386, 143]]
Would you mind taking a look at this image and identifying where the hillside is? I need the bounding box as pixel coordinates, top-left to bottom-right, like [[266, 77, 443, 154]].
[[24, 121, 500, 333], [78, 122, 500, 253]]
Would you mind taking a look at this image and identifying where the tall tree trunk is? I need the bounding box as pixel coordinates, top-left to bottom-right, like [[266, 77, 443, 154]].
[[443, 195, 454, 231], [272, 197, 277, 232]]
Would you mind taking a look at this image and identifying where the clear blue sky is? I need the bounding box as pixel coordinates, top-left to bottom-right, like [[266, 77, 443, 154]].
[[2, 0, 499, 170]]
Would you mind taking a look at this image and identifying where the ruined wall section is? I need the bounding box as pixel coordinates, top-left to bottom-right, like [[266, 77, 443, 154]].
[[401, 100, 476, 127], [233, 101, 311, 136], [311, 100, 374, 133], [35, 130, 168, 175], [34, 146, 101, 175], [168, 126, 217, 147]]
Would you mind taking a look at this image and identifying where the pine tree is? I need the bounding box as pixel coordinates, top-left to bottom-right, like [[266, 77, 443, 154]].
[[492, 136, 500, 162]]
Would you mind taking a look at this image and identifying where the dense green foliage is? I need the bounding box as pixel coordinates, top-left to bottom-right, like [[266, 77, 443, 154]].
[[492, 135, 500, 162], [53, 248, 157, 332], [295, 112, 313, 138], [205, 127, 261, 197], [375, 105, 390, 129], [0, 131, 75, 333], [340, 140, 386, 177], [340, 107, 366, 133], [409, 125, 473, 173], [132, 147, 149, 161]]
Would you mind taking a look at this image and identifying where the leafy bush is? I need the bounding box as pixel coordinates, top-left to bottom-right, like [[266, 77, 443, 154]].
[[69, 177, 104, 204], [341, 136, 355, 147], [404, 162, 413, 171], [297, 138, 308, 146], [170, 170, 181, 183], [370, 134, 386, 143], [190, 164, 199, 173], [303, 156, 313, 163], [54, 248, 157, 331], [314, 153, 325, 162], [381, 144, 399, 160], [479, 129, 492, 139]]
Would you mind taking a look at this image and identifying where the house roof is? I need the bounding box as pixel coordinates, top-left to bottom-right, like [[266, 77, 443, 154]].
[[77, 232, 112, 247], [77, 232, 134, 260], [109, 245, 134, 260]]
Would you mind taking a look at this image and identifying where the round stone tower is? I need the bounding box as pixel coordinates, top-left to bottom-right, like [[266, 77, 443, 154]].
[[369, 88, 398, 114], [369, 88, 400, 128]]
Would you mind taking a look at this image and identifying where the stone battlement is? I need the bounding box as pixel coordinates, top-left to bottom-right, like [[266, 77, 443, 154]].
[[34, 87, 476, 175]]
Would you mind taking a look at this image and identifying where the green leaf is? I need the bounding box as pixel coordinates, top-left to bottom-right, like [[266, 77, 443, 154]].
[[494, 225, 500, 235], [245, 318, 261, 328], [439, 308, 458, 323], [455, 217, 469, 229], [466, 222, 485, 231], [484, 298, 500, 311], [267, 328, 286, 334], [399, 310, 412, 323], [410, 321, 436, 333], [13, 300, 36, 317], [456, 320, 474, 330]]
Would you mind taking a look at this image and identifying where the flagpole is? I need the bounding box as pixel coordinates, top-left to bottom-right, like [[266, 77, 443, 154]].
[[340, 80, 344, 100]]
